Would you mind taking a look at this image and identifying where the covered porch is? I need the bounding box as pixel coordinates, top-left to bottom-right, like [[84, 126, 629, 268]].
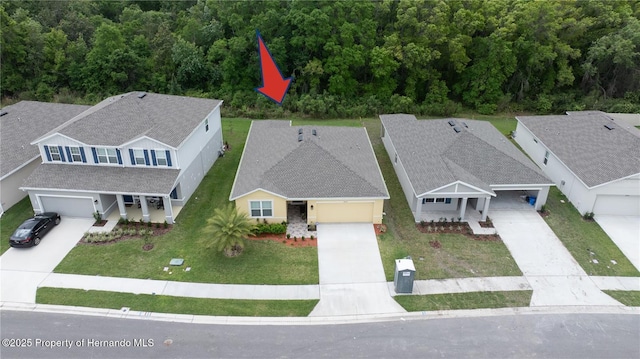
[[107, 194, 183, 224], [106, 199, 183, 224]]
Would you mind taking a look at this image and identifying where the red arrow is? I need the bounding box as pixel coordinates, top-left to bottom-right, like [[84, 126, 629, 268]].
[[255, 31, 292, 104]]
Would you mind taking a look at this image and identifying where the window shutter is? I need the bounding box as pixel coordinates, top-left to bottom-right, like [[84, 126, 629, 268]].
[[116, 149, 122, 164], [91, 147, 98, 163], [166, 150, 172, 167], [129, 149, 135, 165], [58, 146, 66, 162], [143, 150, 150, 166], [65, 147, 73, 163], [151, 150, 157, 166], [44, 146, 52, 161], [80, 148, 87, 163]]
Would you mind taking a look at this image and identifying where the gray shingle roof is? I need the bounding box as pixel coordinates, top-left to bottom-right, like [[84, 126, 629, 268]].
[[40, 92, 222, 148], [517, 113, 640, 187], [230, 121, 389, 199], [1, 101, 90, 178], [380, 114, 552, 196], [21, 163, 179, 195]]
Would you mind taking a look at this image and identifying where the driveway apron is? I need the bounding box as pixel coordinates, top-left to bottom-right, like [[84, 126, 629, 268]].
[[0, 217, 94, 303], [490, 210, 621, 306], [310, 223, 405, 316], [594, 215, 640, 272]]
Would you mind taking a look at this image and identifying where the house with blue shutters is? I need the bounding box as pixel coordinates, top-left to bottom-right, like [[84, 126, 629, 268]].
[[21, 92, 223, 223]]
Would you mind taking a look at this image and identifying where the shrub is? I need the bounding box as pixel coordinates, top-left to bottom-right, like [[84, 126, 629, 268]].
[[93, 211, 101, 222], [163, 220, 168, 228], [310, 235, 314, 240], [583, 211, 594, 220], [286, 233, 291, 239], [251, 222, 287, 235]]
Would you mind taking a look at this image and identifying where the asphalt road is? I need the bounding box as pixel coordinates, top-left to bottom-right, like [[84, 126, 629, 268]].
[[1, 311, 638, 358]]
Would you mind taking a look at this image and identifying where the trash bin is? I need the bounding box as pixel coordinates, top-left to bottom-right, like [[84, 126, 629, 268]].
[[394, 257, 416, 294], [528, 196, 536, 206]]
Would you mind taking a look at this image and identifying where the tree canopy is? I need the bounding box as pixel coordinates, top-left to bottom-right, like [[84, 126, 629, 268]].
[[1, 0, 638, 116]]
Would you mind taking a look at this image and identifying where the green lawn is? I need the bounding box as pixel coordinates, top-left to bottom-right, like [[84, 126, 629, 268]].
[[604, 291, 640, 307], [361, 119, 522, 280], [37, 288, 318, 317], [0, 197, 34, 255], [543, 188, 639, 276], [54, 119, 319, 285], [394, 291, 532, 311]]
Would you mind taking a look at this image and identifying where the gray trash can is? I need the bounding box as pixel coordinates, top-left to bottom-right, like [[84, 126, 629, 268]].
[[394, 258, 416, 294]]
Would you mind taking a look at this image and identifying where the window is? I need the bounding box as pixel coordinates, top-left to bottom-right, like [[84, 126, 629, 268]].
[[250, 201, 273, 217], [435, 198, 445, 203], [49, 146, 61, 161], [70, 147, 82, 162], [97, 148, 118, 164], [205, 118, 209, 132], [533, 138, 538, 143], [155, 150, 167, 166], [133, 149, 146, 165], [543, 151, 549, 165], [445, 198, 452, 204], [394, 153, 398, 164], [422, 198, 435, 204]]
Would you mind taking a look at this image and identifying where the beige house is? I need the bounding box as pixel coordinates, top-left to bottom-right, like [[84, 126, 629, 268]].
[[230, 121, 389, 225]]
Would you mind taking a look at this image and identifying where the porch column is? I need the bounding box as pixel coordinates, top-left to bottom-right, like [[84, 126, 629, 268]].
[[481, 197, 491, 221], [163, 195, 174, 224], [415, 197, 423, 222], [459, 197, 468, 221], [139, 195, 150, 222], [116, 194, 127, 220]]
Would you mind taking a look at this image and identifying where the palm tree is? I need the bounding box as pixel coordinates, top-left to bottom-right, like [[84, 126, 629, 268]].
[[205, 204, 254, 257]]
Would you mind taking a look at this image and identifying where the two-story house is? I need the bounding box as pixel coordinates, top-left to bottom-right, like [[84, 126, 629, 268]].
[[20, 92, 223, 224]]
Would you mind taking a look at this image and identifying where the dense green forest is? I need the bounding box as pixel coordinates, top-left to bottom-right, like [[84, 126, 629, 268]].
[[1, 0, 639, 117]]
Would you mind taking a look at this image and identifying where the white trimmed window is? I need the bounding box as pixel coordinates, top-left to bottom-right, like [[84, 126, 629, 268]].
[[70, 147, 82, 162], [133, 149, 146, 165], [435, 198, 445, 203], [543, 151, 549, 165], [97, 148, 118, 164], [250, 200, 273, 217], [422, 198, 435, 204], [156, 150, 167, 166], [49, 146, 61, 161]]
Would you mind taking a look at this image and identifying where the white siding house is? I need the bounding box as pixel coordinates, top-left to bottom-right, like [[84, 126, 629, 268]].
[[515, 112, 640, 216], [0, 102, 90, 216], [21, 92, 223, 223], [381, 114, 554, 222]]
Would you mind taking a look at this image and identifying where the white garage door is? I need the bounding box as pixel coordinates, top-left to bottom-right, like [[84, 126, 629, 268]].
[[316, 202, 374, 223], [593, 195, 640, 216], [39, 196, 95, 218]]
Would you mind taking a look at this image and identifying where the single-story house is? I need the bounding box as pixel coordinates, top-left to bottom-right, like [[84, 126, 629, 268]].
[[230, 120, 389, 224], [0, 101, 91, 216], [515, 111, 640, 216], [20, 92, 224, 223], [380, 114, 554, 222]]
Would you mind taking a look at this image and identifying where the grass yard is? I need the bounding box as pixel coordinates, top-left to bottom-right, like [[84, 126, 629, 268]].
[[543, 188, 639, 276], [0, 196, 34, 255], [37, 288, 318, 317], [604, 291, 640, 307], [54, 119, 318, 285], [394, 291, 533, 311], [361, 120, 523, 280]]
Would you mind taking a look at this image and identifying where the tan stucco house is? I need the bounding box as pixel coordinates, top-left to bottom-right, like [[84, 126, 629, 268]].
[[230, 120, 389, 224]]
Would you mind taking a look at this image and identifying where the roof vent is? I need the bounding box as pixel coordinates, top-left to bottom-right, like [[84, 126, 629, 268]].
[[298, 134, 303, 142], [462, 122, 468, 128], [0, 110, 7, 116], [312, 129, 317, 136], [448, 120, 456, 126], [137, 92, 147, 99], [453, 126, 461, 133], [298, 128, 303, 135], [604, 124, 614, 130]]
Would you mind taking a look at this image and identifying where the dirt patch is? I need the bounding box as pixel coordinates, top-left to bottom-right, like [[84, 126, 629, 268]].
[[249, 233, 317, 247], [416, 222, 501, 242], [429, 240, 441, 249], [538, 210, 550, 218], [92, 220, 108, 227]]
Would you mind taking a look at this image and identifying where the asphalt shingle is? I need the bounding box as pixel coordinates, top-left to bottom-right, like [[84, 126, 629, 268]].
[[230, 121, 388, 199]]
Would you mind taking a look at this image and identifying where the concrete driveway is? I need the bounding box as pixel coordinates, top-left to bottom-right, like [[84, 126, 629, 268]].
[[595, 215, 640, 272], [310, 223, 405, 316], [490, 210, 621, 306], [0, 217, 93, 303]]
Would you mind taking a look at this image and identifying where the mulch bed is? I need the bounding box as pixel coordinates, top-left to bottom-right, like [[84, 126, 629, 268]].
[[538, 210, 550, 218], [478, 218, 494, 228], [416, 222, 501, 242], [92, 220, 108, 227], [249, 233, 317, 247], [374, 223, 387, 235], [80, 223, 173, 246]]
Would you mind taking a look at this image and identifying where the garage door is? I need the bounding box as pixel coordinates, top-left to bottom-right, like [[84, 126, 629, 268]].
[[316, 201, 374, 223], [39, 196, 95, 218], [593, 195, 640, 216]]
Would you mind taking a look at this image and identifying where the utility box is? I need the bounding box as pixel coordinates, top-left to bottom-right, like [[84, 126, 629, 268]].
[[394, 258, 416, 294]]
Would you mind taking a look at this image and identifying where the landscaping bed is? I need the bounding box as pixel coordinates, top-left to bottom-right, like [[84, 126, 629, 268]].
[[416, 221, 500, 241], [250, 233, 317, 247], [37, 288, 318, 317]]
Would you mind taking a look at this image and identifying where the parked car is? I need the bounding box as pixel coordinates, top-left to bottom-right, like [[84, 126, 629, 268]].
[[9, 212, 61, 248]]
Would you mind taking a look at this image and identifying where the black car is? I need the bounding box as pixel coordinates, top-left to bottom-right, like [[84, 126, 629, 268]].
[[9, 212, 61, 248]]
